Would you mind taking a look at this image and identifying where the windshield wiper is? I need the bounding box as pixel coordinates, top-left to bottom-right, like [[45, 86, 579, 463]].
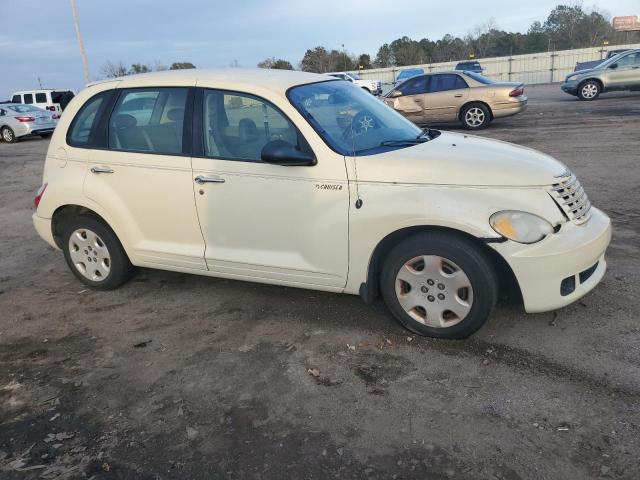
[[380, 137, 429, 147]]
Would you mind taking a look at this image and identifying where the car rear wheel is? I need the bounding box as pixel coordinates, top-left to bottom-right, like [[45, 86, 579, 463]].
[[62, 215, 134, 289], [1, 126, 17, 143], [380, 232, 498, 339], [578, 80, 600, 100], [460, 103, 491, 129]]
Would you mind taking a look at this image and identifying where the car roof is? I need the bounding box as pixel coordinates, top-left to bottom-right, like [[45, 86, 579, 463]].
[[95, 68, 335, 94], [12, 89, 69, 94]]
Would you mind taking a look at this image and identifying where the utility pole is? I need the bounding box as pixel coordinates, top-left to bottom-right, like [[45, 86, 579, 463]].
[[70, 0, 91, 85]]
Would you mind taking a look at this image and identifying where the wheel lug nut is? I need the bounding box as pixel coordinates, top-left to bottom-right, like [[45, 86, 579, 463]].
[[427, 279, 434, 286], [437, 283, 445, 290], [438, 293, 445, 300], [427, 295, 435, 302], [421, 286, 428, 293]]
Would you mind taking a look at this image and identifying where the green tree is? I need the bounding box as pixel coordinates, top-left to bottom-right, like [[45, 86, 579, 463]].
[[258, 57, 293, 69], [357, 54, 371, 70], [129, 63, 151, 74]]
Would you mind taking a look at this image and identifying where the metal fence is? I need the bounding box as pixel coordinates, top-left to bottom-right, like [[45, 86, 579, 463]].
[[357, 43, 640, 86]]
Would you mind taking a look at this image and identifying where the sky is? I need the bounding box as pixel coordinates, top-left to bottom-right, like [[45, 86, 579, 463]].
[[0, 0, 637, 97]]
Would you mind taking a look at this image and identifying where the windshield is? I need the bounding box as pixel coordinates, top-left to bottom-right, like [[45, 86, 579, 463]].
[[464, 71, 494, 84], [288, 80, 425, 156], [7, 104, 43, 113]]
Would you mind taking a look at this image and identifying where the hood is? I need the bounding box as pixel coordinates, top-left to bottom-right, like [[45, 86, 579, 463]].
[[356, 131, 567, 187]]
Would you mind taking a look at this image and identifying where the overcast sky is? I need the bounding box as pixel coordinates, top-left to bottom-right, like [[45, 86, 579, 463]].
[[0, 0, 637, 96]]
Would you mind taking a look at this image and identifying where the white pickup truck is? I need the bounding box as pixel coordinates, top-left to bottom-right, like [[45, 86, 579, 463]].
[[328, 72, 382, 95]]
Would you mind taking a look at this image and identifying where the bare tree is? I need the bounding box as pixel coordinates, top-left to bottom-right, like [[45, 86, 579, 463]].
[[69, 0, 91, 84], [100, 61, 128, 79]]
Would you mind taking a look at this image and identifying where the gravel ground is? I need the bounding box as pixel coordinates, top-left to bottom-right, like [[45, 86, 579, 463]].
[[1, 83, 639, 480]]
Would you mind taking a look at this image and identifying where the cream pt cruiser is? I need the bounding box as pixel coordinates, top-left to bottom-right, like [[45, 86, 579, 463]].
[[33, 69, 612, 338]]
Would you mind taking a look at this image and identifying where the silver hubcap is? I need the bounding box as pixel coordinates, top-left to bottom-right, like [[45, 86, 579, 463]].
[[465, 108, 485, 127], [2, 128, 13, 141], [68, 228, 111, 281], [395, 255, 474, 328], [581, 83, 598, 98]]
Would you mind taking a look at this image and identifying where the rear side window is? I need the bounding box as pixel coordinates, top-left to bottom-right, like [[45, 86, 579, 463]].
[[429, 74, 468, 93], [108, 88, 188, 154], [12, 94, 21, 103], [51, 91, 73, 103], [67, 91, 110, 147], [35, 93, 47, 103], [24, 93, 33, 104]]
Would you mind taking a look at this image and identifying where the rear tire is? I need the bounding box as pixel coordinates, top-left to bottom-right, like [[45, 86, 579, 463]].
[[1, 126, 17, 143], [380, 232, 498, 339], [460, 103, 491, 129], [578, 80, 600, 101], [61, 215, 134, 289]]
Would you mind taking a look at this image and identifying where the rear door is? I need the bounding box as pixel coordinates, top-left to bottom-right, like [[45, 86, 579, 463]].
[[83, 86, 207, 270], [422, 74, 469, 122]]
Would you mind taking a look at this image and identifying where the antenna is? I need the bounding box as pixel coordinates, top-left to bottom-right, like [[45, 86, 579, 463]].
[[349, 116, 363, 209], [38, 77, 43, 89]]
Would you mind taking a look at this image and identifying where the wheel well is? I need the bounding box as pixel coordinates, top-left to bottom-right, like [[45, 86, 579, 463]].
[[459, 101, 493, 120], [51, 205, 110, 249], [579, 78, 603, 90], [361, 86, 371, 92], [362, 225, 522, 306]]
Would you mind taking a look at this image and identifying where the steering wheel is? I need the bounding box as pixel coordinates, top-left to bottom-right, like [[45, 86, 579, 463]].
[[341, 110, 380, 141]]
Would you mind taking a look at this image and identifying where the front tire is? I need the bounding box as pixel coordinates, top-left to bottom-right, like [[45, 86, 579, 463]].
[[1, 126, 17, 143], [460, 103, 491, 129], [61, 215, 133, 289], [578, 80, 600, 100], [380, 232, 498, 339]]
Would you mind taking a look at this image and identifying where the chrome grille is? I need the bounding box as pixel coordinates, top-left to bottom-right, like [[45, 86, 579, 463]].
[[549, 171, 591, 224]]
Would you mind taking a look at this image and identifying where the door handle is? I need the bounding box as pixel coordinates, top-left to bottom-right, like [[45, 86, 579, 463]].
[[194, 175, 225, 184], [454, 94, 463, 98], [90, 166, 114, 174]]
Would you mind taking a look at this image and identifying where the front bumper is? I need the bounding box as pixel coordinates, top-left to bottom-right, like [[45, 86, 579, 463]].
[[561, 81, 579, 95], [33, 213, 58, 249], [490, 207, 611, 313]]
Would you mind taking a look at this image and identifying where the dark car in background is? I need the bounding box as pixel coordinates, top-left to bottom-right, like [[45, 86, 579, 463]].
[[574, 49, 630, 72], [455, 61, 484, 73]]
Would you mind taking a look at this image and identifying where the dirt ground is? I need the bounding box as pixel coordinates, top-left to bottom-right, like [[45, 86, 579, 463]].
[[1, 83, 639, 480]]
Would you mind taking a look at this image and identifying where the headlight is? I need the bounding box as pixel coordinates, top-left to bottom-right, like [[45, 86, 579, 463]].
[[489, 211, 554, 244], [565, 74, 578, 82]]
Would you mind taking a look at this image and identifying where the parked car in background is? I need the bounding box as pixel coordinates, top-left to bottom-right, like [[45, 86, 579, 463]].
[[11, 89, 75, 113], [455, 61, 484, 73], [0, 103, 59, 142], [327, 72, 382, 95], [384, 71, 527, 129], [561, 49, 640, 100], [394, 68, 424, 86], [32, 69, 611, 339], [574, 49, 630, 72]]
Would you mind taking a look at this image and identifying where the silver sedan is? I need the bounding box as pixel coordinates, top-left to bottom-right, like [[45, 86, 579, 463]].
[[0, 103, 58, 143]]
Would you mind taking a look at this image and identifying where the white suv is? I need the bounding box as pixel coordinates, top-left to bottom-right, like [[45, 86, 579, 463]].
[[33, 69, 611, 338], [328, 72, 382, 95]]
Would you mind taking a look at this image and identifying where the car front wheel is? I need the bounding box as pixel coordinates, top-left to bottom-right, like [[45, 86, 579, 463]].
[[578, 80, 600, 100], [460, 103, 491, 129], [380, 232, 498, 339], [62, 215, 134, 289], [1, 126, 17, 143]]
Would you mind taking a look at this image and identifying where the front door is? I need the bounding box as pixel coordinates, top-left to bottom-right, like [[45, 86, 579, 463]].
[[191, 89, 349, 288], [604, 51, 640, 90], [389, 75, 430, 124]]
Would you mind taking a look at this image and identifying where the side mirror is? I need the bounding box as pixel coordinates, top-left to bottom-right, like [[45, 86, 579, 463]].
[[389, 90, 402, 98], [261, 140, 316, 166], [609, 63, 618, 69]]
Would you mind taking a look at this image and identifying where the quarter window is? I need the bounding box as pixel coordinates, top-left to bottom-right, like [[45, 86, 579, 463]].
[[68, 91, 110, 146], [35, 93, 47, 103], [108, 88, 188, 154], [202, 90, 299, 162], [23, 93, 33, 104], [429, 74, 468, 93]]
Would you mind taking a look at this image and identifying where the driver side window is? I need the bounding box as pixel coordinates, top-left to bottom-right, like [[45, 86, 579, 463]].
[[397, 76, 429, 96], [202, 90, 299, 162], [615, 52, 640, 68]]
